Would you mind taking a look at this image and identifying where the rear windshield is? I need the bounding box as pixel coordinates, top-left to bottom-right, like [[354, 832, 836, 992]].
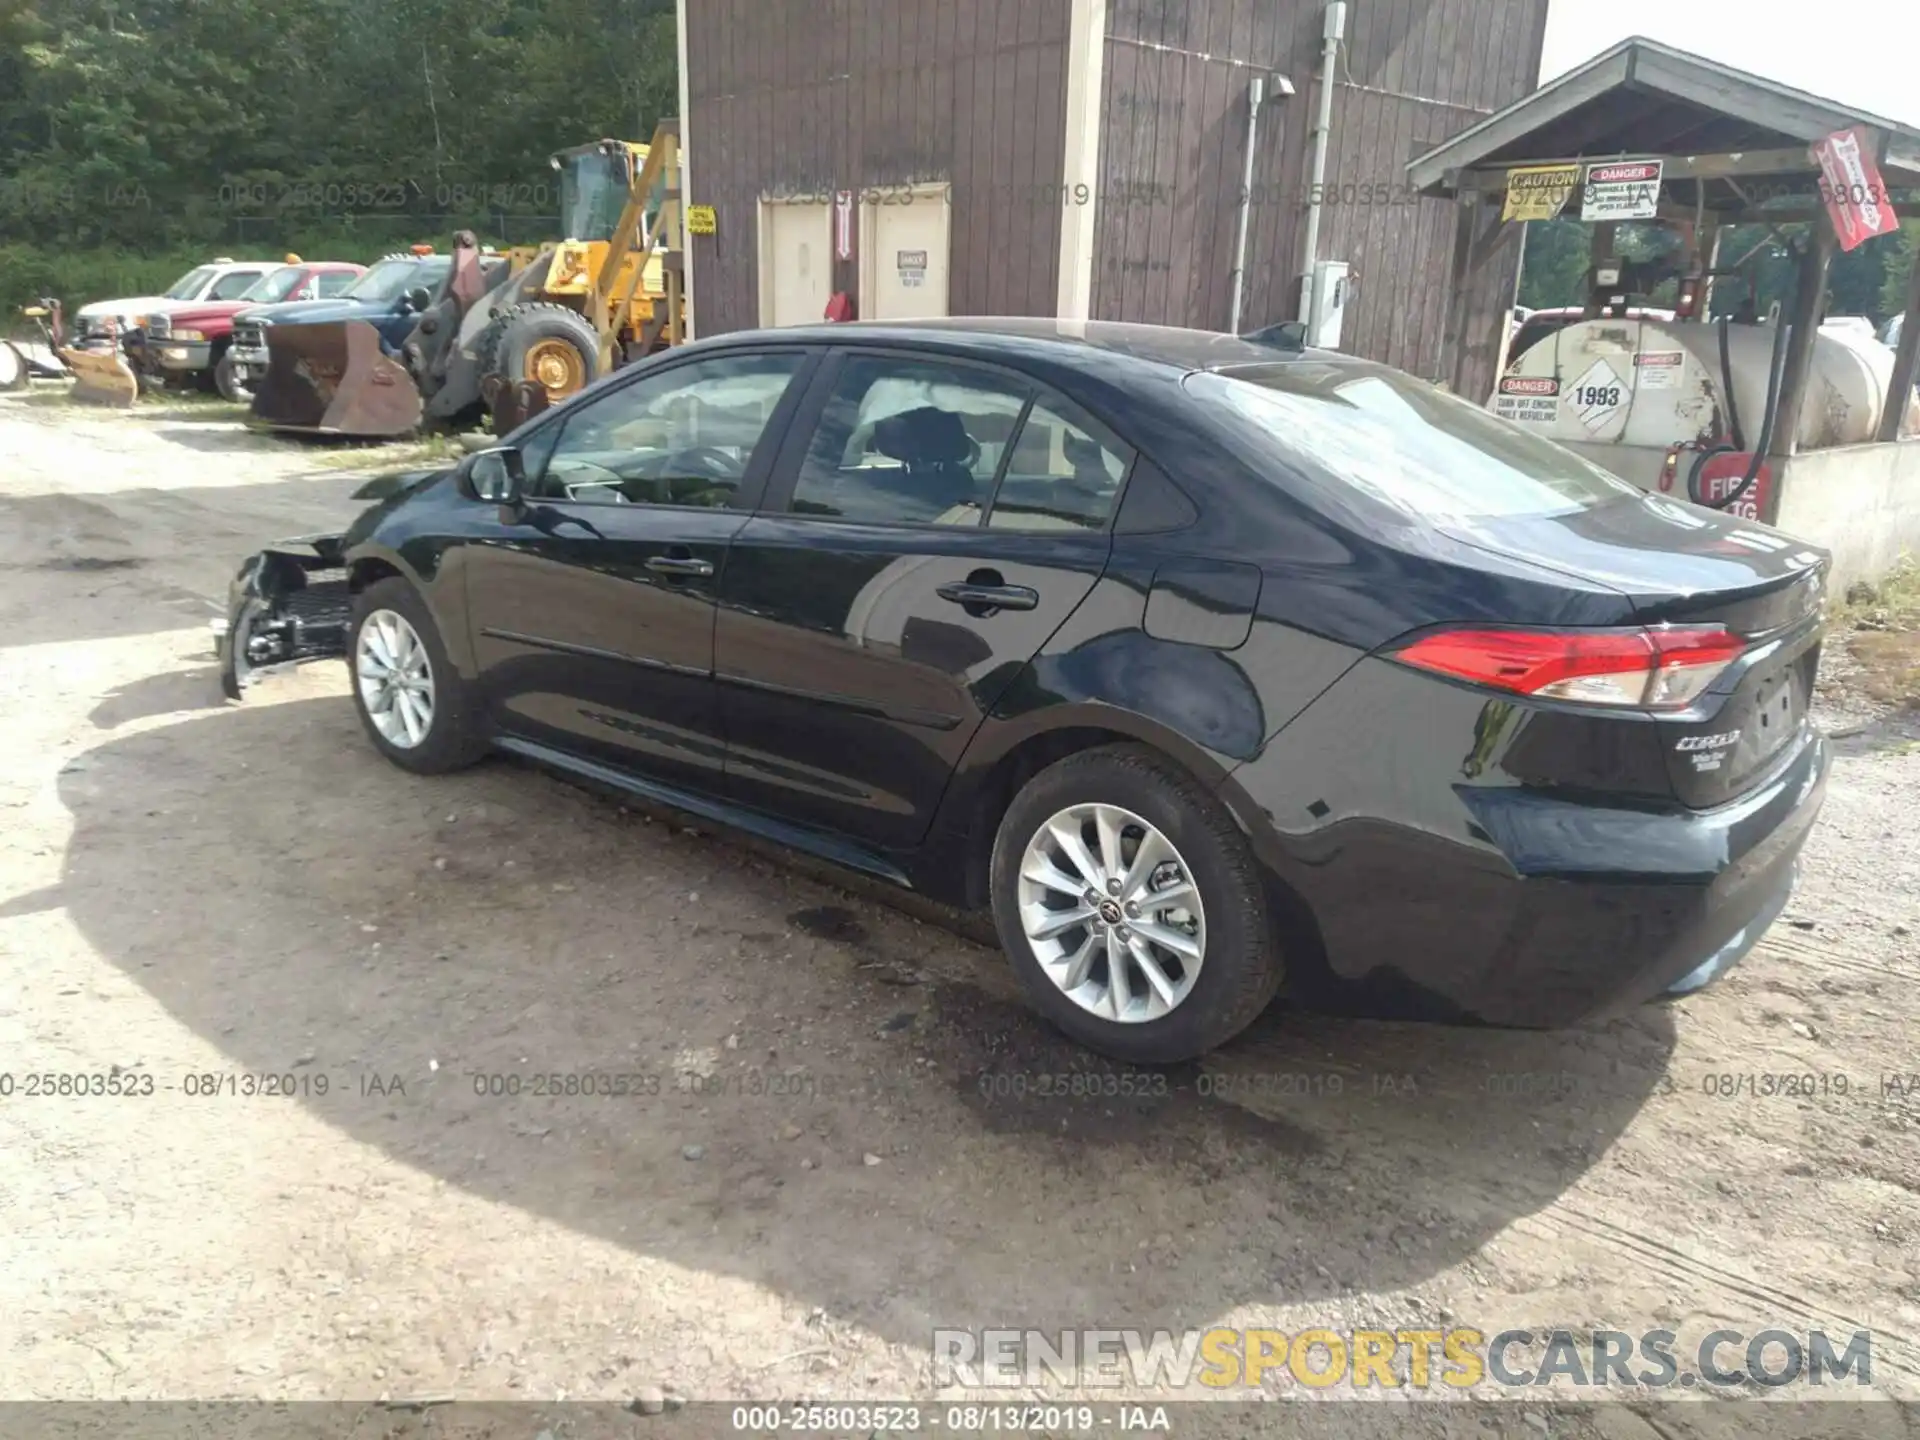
[[1186, 361, 1640, 521]]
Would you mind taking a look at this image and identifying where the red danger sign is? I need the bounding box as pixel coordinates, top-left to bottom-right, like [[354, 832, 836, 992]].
[[1587, 162, 1661, 184], [1499, 376, 1560, 396]]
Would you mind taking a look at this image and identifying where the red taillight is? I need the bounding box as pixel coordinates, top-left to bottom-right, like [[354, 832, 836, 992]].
[[1392, 625, 1745, 710]]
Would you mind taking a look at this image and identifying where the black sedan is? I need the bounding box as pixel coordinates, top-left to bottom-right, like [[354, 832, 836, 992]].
[[220, 320, 1831, 1064]]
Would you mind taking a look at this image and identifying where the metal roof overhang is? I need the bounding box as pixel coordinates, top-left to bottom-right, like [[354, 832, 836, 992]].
[[1408, 37, 1920, 198]]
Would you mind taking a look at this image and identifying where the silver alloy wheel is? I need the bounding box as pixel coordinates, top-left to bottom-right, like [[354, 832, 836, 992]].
[[356, 608, 435, 749], [1016, 803, 1206, 1024]]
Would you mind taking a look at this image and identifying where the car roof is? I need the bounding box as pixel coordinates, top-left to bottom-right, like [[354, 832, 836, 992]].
[[725, 317, 1360, 376]]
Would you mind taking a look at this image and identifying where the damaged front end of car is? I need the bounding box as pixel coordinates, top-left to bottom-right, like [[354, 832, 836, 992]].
[[214, 536, 353, 700], [214, 466, 455, 701]]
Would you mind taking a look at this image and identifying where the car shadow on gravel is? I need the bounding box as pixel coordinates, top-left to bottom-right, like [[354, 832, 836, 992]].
[[50, 689, 1675, 1347]]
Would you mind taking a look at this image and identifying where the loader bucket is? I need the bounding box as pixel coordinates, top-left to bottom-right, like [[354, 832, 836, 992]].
[[60, 343, 139, 407], [250, 320, 423, 437]]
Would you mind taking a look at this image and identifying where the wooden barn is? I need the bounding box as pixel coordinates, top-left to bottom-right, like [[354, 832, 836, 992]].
[[673, 0, 1549, 381]]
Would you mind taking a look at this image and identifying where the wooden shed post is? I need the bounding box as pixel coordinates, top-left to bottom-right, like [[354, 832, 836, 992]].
[[1439, 190, 1480, 391], [1766, 210, 1838, 487], [1878, 234, 1920, 443]]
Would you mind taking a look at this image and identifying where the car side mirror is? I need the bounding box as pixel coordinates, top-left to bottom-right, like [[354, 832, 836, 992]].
[[403, 285, 433, 313], [468, 446, 526, 507]]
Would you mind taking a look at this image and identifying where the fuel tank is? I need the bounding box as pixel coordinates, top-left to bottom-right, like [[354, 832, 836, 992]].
[[1497, 316, 1919, 453]]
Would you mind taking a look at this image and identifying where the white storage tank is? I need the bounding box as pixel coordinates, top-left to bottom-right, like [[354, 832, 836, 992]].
[[1496, 315, 1916, 453]]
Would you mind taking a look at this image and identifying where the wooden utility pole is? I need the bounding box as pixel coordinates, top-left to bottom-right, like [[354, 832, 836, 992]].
[[1878, 233, 1920, 443]]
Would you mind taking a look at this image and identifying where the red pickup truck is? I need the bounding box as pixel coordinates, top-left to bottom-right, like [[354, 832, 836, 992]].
[[141, 257, 365, 400]]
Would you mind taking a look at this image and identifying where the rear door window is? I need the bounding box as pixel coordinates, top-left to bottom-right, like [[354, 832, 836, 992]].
[[788, 355, 1032, 527], [1188, 362, 1640, 522]]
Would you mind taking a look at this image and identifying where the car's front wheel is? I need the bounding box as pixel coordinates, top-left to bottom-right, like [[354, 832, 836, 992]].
[[990, 744, 1283, 1064], [348, 577, 486, 775], [213, 348, 252, 404]]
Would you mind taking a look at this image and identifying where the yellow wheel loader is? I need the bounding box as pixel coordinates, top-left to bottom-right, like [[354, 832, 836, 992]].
[[252, 121, 686, 438]]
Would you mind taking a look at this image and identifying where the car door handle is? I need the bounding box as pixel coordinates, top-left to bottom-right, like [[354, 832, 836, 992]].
[[936, 581, 1039, 612], [646, 555, 715, 578]]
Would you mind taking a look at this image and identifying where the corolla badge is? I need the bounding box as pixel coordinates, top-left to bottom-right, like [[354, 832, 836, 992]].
[[1677, 730, 1741, 772]]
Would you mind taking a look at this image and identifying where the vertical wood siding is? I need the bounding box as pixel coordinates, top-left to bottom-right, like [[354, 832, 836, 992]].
[[1091, 0, 1550, 381], [685, 0, 1073, 335], [685, 0, 1547, 381]]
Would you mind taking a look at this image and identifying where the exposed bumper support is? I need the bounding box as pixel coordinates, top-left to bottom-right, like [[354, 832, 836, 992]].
[[217, 536, 353, 700]]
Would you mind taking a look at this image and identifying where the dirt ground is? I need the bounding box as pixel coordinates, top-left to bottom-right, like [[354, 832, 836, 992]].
[[2, 388, 1918, 1437]]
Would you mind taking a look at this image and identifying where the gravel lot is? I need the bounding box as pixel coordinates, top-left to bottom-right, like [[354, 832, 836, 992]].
[[2, 389, 1917, 1436]]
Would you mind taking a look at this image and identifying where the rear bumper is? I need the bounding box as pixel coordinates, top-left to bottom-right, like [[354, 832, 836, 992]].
[[1230, 729, 1829, 1028], [1450, 732, 1828, 1024]]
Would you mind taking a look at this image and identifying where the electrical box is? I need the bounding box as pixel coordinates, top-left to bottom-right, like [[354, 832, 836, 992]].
[[1307, 260, 1351, 349]]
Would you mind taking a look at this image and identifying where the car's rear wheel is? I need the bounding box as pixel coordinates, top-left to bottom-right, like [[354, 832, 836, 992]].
[[990, 744, 1282, 1064], [348, 577, 486, 775]]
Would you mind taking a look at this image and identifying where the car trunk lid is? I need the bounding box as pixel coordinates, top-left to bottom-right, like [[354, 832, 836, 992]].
[[1439, 494, 1829, 809]]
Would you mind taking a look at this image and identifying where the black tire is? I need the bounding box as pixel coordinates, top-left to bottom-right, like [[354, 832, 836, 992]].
[[989, 744, 1283, 1065], [477, 302, 601, 403], [213, 347, 251, 404], [0, 340, 26, 391], [347, 577, 488, 775]]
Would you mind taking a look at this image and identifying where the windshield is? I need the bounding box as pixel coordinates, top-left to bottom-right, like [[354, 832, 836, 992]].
[[561, 148, 638, 243], [164, 266, 216, 300], [1187, 361, 1641, 523], [342, 257, 451, 303], [242, 266, 307, 303]]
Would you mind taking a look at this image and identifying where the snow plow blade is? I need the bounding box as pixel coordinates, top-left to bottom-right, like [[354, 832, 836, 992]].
[[250, 321, 422, 437], [59, 343, 139, 407]]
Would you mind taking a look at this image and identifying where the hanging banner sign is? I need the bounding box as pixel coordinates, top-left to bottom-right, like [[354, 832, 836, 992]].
[[1502, 163, 1582, 222], [1810, 126, 1901, 252], [1581, 160, 1663, 222], [834, 190, 854, 261]]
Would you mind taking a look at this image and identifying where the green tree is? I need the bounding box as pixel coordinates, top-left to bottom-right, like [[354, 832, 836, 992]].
[[0, 0, 682, 313], [1880, 223, 1918, 322]]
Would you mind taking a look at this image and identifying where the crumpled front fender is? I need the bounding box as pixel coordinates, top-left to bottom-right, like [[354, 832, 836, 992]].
[[216, 535, 353, 700]]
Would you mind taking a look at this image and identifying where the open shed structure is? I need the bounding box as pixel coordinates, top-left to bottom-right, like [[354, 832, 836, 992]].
[[1407, 37, 1920, 583]]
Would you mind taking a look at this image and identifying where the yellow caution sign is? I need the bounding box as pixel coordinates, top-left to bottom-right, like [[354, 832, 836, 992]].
[[1502, 164, 1581, 222], [687, 204, 717, 236]]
